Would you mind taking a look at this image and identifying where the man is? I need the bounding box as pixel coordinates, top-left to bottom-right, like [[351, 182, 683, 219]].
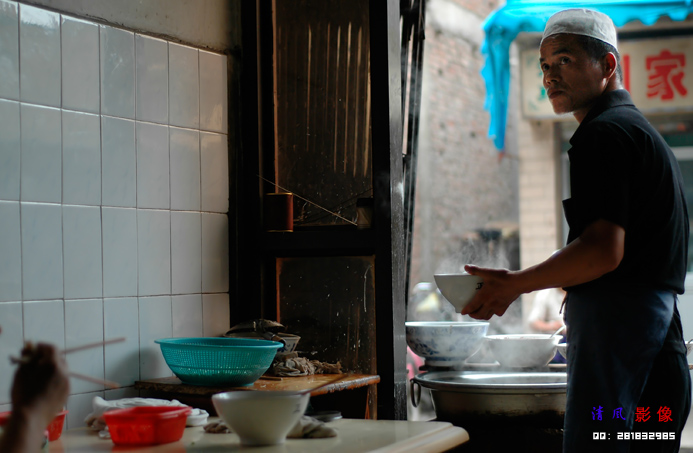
[[462, 9, 690, 452]]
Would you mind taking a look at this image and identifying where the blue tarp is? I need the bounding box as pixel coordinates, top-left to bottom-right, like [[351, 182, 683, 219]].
[[481, 0, 693, 150]]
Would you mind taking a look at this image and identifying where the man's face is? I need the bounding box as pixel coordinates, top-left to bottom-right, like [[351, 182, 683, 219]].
[[539, 34, 608, 121]]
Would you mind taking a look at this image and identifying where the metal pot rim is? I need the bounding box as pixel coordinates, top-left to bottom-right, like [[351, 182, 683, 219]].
[[405, 321, 490, 327], [413, 370, 567, 394]]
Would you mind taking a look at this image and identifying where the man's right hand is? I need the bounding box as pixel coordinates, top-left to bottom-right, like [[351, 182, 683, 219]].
[[461, 265, 523, 320]]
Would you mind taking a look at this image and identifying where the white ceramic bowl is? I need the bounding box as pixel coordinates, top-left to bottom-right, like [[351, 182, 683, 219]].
[[556, 343, 567, 360], [212, 390, 309, 446], [434, 273, 484, 313], [405, 321, 489, 366], [485, 334, 561, 368]]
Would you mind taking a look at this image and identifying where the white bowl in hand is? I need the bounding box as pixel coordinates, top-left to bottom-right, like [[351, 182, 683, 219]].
[[434, 273, 484, 313], [212, 390, 309, 446]]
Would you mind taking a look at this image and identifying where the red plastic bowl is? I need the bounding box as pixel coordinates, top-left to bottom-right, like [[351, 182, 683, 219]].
[[0, 410, 67, 441], [103, 406, 191, 446]]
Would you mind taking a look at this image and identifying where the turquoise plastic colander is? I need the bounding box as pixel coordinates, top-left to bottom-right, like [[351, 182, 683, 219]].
[[155, 337, 282, 386]]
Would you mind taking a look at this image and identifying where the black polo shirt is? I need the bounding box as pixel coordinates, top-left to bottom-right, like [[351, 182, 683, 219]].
[[563, 89, 689, 294]]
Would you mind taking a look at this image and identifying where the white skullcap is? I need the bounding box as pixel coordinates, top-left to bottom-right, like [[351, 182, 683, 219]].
[[541, 9, 618, 50]]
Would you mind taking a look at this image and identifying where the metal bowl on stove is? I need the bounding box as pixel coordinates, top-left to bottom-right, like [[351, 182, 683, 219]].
[[412, 370, 567, 428]]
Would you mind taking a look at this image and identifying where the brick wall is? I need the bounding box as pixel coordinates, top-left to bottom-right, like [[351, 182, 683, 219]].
[[410, 0, 521, 330], [454, 0, 500, 16], [517, 118, 561, 267], [516, 111, 562, 325]]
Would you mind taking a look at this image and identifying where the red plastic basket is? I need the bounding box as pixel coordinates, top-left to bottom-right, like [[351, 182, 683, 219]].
[[103, 406, 191, 446]]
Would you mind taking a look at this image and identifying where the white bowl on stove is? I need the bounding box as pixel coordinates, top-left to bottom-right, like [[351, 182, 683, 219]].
[[485, 334, 561, 368], [406, 321, 489, 367]]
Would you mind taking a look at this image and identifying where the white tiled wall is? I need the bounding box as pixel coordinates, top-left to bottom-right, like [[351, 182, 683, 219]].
[[0, 0, 231, 428]]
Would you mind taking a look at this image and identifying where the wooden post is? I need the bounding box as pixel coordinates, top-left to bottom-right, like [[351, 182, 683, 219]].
[[369, 0, 407, 420]]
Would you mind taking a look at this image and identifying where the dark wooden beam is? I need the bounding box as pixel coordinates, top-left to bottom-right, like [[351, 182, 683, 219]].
[[369, 0, 407, 420], [236, 0, 265, 325]]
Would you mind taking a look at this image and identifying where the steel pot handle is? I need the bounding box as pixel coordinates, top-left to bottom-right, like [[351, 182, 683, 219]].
[[410, 379, 421, 408]]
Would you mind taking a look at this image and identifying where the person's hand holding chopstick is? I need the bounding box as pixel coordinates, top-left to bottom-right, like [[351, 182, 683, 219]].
[[0, 342, 69, 453], [13, 343, 70, 426], [9, 337, 125, 389]]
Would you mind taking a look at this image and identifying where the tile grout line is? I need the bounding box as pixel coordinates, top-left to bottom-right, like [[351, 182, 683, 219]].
[[17, 0, 24, 347], [132, 30, 141, 383], [57, 8, 67, 359], [198, 47, 204, 327], [168, 40, 174, 338], [98, 19, 108, 392], [195, 51, 202, 308]]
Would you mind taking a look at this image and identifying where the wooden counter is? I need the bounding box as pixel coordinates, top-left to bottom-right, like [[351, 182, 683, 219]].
[[134, 374, 380, 418], [48, 418, 469, 453]]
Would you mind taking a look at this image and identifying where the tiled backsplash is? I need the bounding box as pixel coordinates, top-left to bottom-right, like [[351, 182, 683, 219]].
[[0, 0, 231, 428]]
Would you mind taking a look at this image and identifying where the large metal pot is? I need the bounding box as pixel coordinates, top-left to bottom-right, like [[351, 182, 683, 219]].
[[412, 370, 567, 428]]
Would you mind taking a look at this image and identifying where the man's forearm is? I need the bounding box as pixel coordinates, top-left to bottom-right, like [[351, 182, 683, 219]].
[[515, 219, 625, 293], [461, 219, 625, 318]]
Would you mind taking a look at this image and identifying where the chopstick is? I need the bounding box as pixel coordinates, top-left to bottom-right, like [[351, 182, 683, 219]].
[[67, 372, 120, 389], [9, 337, 126, 389], [10, 337, 126, 364], [9, 356, 120, 389], [62, 337, 125, 355]]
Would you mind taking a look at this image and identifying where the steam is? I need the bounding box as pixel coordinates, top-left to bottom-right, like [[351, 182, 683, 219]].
[[431, 234, 524, 335], [435, 235, 510, 274]]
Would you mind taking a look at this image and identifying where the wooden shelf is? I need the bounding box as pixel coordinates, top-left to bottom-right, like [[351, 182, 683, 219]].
[[135, 373, 380, 397]]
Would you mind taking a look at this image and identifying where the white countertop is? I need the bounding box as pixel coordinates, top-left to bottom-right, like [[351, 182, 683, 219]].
[[48, 418, 468, 453]]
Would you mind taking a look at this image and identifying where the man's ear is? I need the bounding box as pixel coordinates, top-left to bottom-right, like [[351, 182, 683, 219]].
[[602, 52, 618, 80]]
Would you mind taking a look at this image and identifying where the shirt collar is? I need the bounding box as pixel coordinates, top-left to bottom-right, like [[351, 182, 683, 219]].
[[570, 89, 635, 145]]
